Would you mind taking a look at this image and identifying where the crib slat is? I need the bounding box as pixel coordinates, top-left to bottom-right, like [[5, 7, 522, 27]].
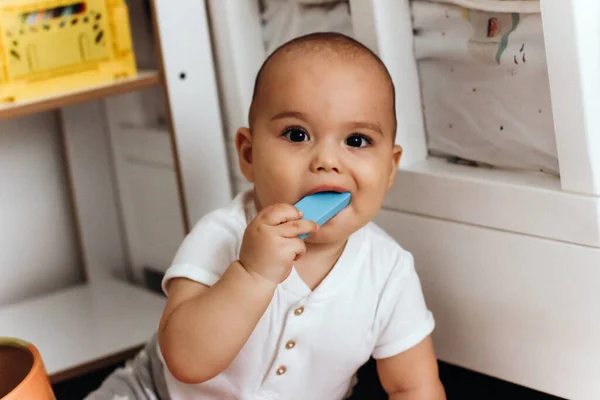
[[350, 0, 428, 167], [541, 0, 600, 196]]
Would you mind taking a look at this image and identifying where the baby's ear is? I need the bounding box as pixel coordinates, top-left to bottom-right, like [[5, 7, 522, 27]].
[[387, 144, 403, 189], [235, 127, 254, 182]]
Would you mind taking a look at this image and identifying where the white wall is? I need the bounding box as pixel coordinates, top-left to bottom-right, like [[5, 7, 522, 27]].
[[0, 112, 82, 306]]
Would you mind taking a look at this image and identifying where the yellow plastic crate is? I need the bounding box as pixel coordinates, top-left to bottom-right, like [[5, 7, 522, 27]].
[[0, 0, 137, 103]]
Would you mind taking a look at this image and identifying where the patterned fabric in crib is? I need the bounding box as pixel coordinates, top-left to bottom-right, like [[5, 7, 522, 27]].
[[413, 0, 558, 175]]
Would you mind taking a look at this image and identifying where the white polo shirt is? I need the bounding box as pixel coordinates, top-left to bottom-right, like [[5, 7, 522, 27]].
[[160, 191, 435, 400]]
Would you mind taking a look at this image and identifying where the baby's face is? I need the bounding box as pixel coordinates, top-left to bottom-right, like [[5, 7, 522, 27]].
[[239, 53, 401, 244]]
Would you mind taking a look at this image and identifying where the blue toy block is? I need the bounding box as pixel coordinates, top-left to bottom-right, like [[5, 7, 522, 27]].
[[294, 191, 351, 239]]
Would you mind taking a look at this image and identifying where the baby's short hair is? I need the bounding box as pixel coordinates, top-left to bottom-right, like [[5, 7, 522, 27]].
[[248, 32, 397, 135]]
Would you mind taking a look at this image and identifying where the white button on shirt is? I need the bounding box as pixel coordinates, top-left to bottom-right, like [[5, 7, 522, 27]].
[[160, 192, 435, 400]]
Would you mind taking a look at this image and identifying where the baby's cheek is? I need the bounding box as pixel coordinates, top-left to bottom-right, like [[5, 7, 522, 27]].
[[341, 203, 375, 235], [356, 183, 387, 217], [358, 168, 387, 194], [267, 168, 289, 190]]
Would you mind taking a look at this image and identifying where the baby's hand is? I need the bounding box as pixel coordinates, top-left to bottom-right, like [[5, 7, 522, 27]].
[[239, 204, 318, 284]]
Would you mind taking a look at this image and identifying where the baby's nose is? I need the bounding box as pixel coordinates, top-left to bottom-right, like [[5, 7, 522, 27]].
[[310, 144, 342, 173]]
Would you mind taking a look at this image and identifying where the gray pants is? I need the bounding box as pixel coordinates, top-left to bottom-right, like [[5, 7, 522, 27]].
[[85, 333, 170, 400]]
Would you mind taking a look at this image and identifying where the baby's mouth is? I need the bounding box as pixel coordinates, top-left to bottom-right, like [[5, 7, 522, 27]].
[[304, 185, 349, 197], [294, 188, 352, 230]]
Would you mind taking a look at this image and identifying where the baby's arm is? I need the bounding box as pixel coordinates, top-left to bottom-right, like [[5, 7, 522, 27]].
[[158, 204, 317, 384], [158, 264, 275, 384], [377, 336, 446, 399]]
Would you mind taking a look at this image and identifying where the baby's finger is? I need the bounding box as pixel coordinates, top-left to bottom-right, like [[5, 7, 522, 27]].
[[284, 238, 307, 261], [276, 219, 318, 238], [259, 203, 303, 226]]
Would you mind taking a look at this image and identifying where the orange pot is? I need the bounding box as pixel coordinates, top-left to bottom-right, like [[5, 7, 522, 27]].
[[0, 338, 55, 400]]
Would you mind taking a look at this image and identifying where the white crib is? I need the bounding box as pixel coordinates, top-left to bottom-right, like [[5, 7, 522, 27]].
[[206, 1, 600, 398]]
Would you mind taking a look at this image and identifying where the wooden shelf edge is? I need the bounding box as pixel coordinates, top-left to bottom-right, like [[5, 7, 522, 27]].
[[0, 70, 161, 121], [49, 345, 144, 384]]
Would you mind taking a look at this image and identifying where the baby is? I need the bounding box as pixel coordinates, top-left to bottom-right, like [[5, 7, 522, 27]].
[[89, 32, 445, 400]]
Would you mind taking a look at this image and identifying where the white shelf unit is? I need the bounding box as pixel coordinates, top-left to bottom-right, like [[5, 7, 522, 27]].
[[208, 0, 600, 398], [104, 91, 186, 282], [0, 0, 232, 383], [0, 279, 165, 383], [0, 74, 169, 383]]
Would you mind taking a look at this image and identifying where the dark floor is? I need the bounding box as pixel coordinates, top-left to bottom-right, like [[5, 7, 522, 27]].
[[52, 357, 564, 400]]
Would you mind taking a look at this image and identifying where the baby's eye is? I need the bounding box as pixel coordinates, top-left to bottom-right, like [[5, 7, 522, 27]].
[[346, 134, 371, 148], [282, 127, 310, 142]]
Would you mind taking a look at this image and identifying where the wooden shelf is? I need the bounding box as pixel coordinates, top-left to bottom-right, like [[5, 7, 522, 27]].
[[0, 279, 166, 383], [0, 70, 161, 121]]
